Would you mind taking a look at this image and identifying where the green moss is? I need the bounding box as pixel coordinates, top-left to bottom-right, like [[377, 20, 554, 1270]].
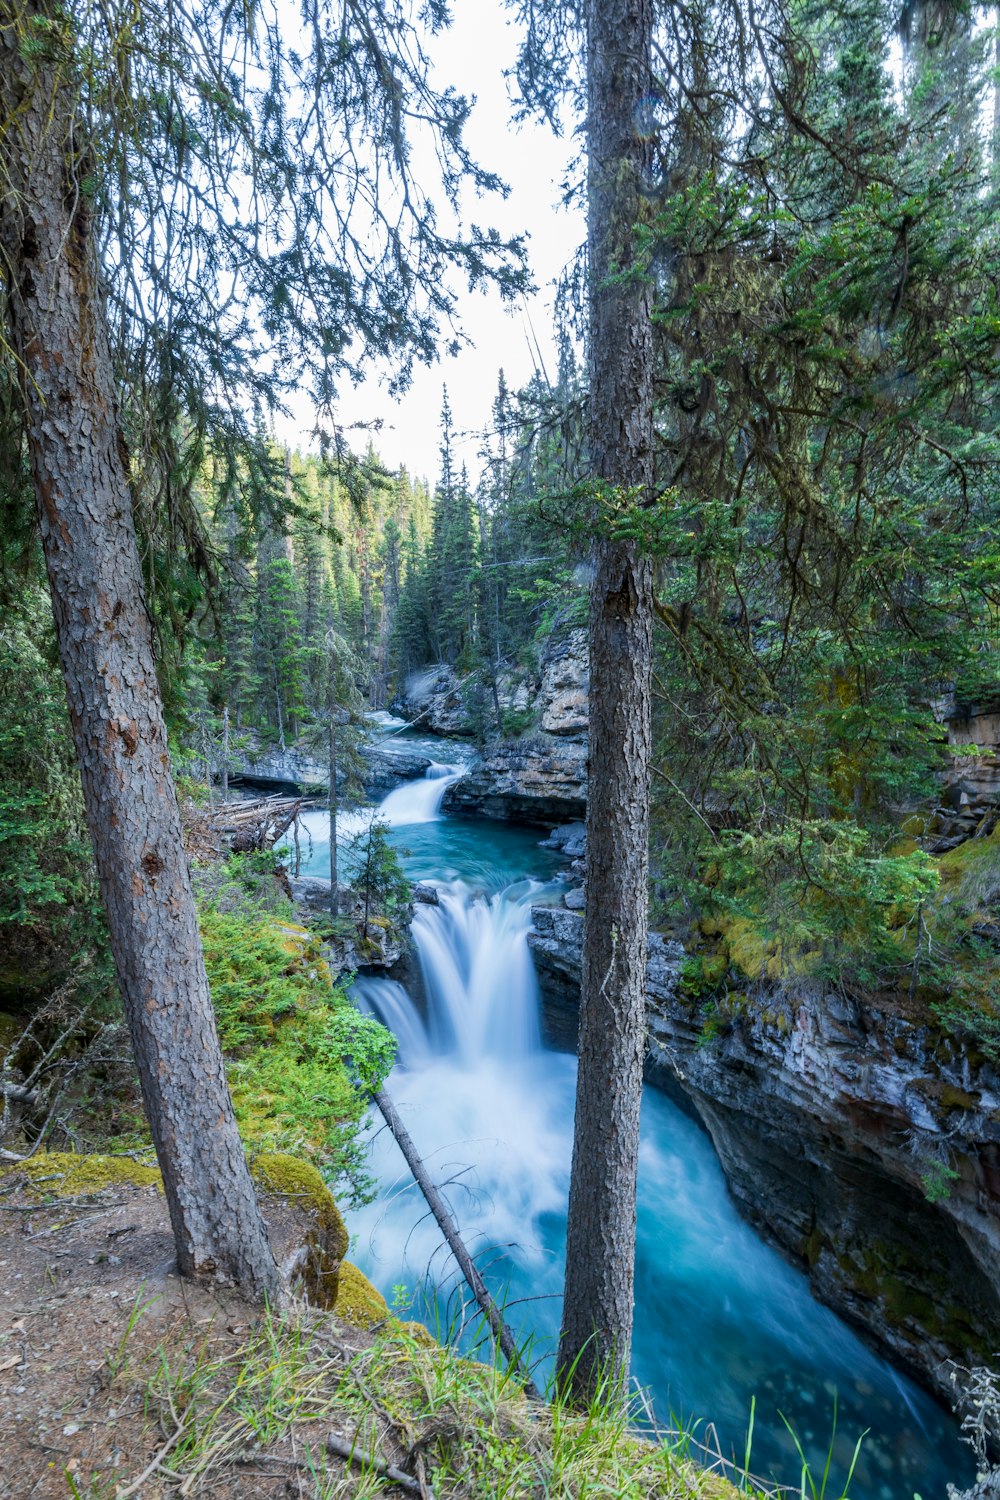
[[801, 1225, 823, 1269], [844, 1238, 994, 1360], [0, 1149, 162, 1195], [335, 1260, 390, 1329], [678, 951, 728, 1000], [252, 1152, 348, 1261], [198, 901, 393, 1203], [940, 1084, 978, 1113], [251, 1151, 348, 1309]]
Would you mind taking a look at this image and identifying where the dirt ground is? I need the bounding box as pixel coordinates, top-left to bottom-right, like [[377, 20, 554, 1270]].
[[0, 1170, 409, 1500]]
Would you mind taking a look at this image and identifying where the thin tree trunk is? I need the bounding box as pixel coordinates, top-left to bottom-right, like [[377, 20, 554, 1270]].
[[556, 0, 655, 1405], [373, 1086, 540, 1398], [222, 704, 230, 800], [329, 715, 339, 920], [995, 7, 1000, 176], [0, 25, 280, 1298]]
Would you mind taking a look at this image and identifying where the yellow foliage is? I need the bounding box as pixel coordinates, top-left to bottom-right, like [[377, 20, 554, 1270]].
[[251, 1151, 348, 1262], [0, 1150, 162, 1195]]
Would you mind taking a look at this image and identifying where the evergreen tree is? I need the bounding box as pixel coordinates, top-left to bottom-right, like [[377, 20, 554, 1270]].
[[0, 0, 526, 1290]]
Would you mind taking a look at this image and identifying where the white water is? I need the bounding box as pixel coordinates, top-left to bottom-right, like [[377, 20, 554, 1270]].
[[350, 880, 972, 1496], [377, 763, 465, 825], [335, 769, 972, 1498], [289, 761, 466, 863]]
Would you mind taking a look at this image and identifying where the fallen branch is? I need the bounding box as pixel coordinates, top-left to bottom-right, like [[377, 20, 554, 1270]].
[[372, 1086, 542, 1401], [325, 1430, 429, 1496]]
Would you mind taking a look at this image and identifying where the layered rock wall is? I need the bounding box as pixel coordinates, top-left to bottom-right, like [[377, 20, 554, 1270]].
[[528, 904, 1000, 1407]]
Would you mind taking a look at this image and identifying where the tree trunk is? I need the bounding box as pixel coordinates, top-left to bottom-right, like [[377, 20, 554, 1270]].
[[329, 714, 340, 920], [556, 0, 655, 1404], [0, 26, 280, 1299]]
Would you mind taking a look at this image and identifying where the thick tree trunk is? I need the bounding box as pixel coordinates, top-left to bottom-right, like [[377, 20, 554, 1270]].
[[0, 28, 280, 1298], [556, 0, 655, 1404]]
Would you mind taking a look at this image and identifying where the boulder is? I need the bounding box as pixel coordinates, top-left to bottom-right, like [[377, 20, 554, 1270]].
[[540, 820, 587, 858], [360, 742, 433, 794]]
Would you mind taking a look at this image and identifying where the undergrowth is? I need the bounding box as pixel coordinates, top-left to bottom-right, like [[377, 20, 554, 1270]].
[[94, 1305, 767, 1500], [198, 854, 395, 1207]]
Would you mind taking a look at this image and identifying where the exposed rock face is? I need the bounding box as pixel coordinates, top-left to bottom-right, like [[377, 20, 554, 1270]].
[[529, 904, 682, 1050], [528, 903, 1000, 1410], [932, 694, 1000, 850], [443, 737, 588, 825], [231, 745, 329, 793], [290, 875, 411, 975], [537, 629, 589, 737], [360, 743, 433, 793], [229, 739, 430, 797], [401, 665, 475, 736]]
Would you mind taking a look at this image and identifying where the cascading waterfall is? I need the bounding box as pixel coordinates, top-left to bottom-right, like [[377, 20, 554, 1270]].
[[377, 762, 465, 826], [351, 880, 970, 1498], [290, 748, 972, 1497]]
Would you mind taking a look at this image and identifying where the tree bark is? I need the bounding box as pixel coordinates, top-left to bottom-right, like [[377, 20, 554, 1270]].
[[0, 24, 280, 1298], [556, 0, 655, 1404], [329, 713, 340, 919]]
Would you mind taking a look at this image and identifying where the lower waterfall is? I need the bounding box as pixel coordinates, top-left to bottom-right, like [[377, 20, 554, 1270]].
[[287, 759, 972, 1496]]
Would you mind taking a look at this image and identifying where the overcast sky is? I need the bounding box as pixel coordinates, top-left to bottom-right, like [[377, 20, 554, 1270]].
[[277, 2, 583, 489]]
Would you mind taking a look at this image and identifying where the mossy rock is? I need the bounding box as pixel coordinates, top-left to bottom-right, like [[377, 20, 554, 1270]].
[[335, 1260, 390, 1329], [0, 1150, 162, 1196], [252, 1151, 348, 1309]]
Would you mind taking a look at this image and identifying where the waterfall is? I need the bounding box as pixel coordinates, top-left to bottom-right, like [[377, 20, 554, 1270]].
[[290, 760, 465, 859], [356, 879, 553, 1069], [350, 878, 574, 1291], [274, 752, 969, 1498], [346, 828, 967, 1500], [377, 762, 464, 826]]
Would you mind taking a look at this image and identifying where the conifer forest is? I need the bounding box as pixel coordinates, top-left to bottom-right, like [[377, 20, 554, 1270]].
[[2, 1, 1000, 1496]]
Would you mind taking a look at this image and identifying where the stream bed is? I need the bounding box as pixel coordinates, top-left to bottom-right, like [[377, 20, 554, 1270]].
[[290, 743, 974, 1497]]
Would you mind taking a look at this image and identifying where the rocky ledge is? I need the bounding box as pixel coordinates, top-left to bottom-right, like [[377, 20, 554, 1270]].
[[228, 740, 430, 797], [444, 737, 588, 825], [528, 904, 1000, 1413], [291, 875, 413, 977]]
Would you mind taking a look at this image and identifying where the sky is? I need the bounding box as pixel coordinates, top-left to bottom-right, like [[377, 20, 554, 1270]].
[[276, 2, 584, 489]]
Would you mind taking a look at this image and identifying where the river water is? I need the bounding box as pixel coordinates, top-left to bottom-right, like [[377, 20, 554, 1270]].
[[290, 740, 974, 1498]]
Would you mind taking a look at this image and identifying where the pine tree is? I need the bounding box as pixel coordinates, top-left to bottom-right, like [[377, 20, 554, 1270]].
[[0, 0, 526, 1290]]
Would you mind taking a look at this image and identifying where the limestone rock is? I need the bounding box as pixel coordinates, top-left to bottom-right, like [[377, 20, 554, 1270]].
[[444, 737, 588, 825], [527, 900, 1000, 1414], [401, 665, 475, 736], [537, 628, 589, 737], [230, 742, 329, 794], [541, 821, 587, 858], [360, 742, 433, 793]]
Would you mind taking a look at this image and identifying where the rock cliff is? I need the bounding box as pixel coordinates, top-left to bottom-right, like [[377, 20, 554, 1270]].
[[528, 903, 1000, 1412], [443, 737, 588, 824]]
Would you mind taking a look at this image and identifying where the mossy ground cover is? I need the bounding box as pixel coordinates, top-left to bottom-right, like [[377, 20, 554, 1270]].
[[195, 854, 395, 1205], [679, 820, 1000, 1059]]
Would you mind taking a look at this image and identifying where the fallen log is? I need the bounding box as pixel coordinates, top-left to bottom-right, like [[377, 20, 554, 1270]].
[[372, 1085, 542, 1401]]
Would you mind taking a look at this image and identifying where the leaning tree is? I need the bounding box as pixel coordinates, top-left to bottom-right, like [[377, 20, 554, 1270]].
[[0, 0, 525, 1292]]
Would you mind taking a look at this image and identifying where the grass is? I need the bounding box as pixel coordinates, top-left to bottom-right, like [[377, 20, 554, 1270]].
[[93, 1305, 774, 1500]]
